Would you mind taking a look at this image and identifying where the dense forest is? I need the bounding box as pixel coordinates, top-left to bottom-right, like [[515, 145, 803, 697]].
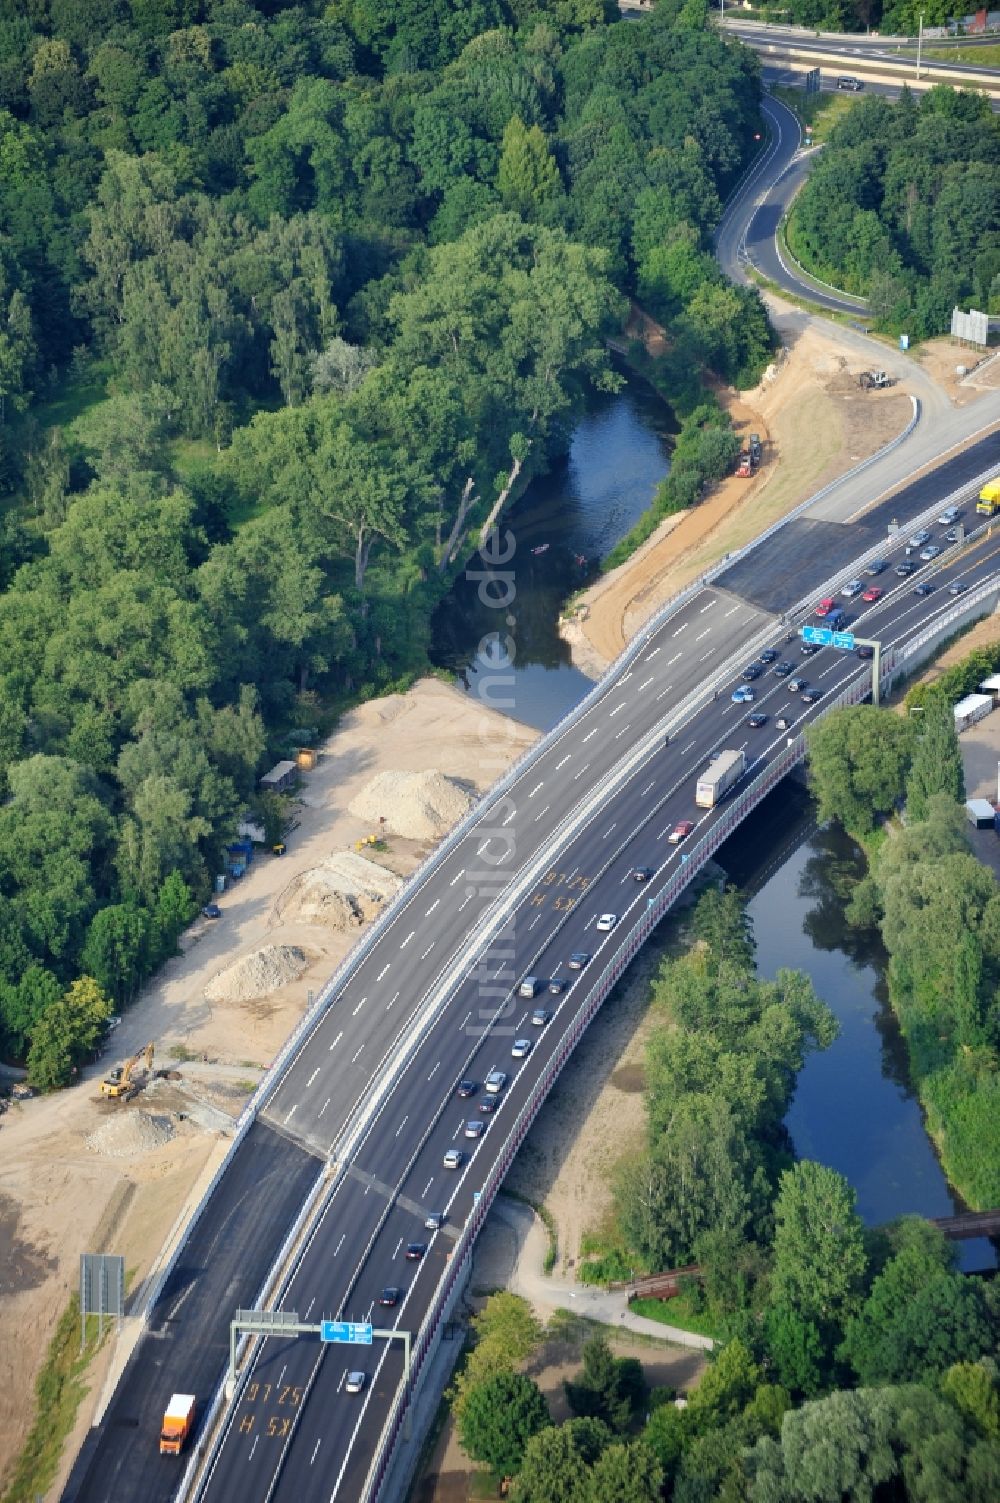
[[0, 0, 774, 1081], [789, 85, 1000, 335], [451, 891, 1000, 1502]]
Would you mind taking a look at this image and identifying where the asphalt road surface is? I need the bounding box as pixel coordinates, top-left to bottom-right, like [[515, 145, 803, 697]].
[[723, 20, 1000, 82]]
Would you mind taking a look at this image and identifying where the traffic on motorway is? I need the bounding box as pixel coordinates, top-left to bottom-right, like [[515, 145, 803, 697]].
[[194, 480, 1000, 1503]]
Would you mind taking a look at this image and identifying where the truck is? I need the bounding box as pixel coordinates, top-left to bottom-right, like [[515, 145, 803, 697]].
[[160, 1394, 196, 1455], [977, 480, 1000, 517], [695, 749, 747, 808], [859, 370, 894, 390]]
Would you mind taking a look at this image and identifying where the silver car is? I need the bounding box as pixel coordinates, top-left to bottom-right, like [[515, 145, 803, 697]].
[[841, 579, 863, 599], [908, 529, 931, 547], [345, 1371, 366, 1394], [919, 544, 941, 562]]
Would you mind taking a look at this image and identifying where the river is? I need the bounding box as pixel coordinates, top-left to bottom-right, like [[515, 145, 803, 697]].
[[431, 376, 996, 1268]]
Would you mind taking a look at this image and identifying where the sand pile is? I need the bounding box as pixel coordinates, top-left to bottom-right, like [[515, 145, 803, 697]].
[[349, 770, 473, 841], [87, 1110, 175, 1158], [205, 944, 308, 1003], [274, 852, 401, 931]]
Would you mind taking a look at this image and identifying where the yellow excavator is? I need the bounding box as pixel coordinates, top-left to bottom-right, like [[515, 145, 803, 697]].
[[101, 1042, 154, 1101]]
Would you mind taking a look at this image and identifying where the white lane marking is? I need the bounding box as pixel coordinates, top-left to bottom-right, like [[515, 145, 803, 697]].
[[695, 629, 711, 642], [681, 741, 696, 754], [478, 840, 491, 857], [386, 990, 400, 1010], [725, 604, 741, 616], [318, 1097, 330, 1118], [393, 1237, 403, 1258], [335, 1233, 346, 1255], [672, 622, 688, 636], [528, 782, 544, 797], [502, 808, 515, 826], [427, 1061, 441, 1082], [311, 1439, 322, 1465], [638, 677, 653, 691], [400, 931, 415, 949], [582, 728, 598, 742], [352, 995, 367, 1016], [529, 914, 542, 930], [396, 1115, 409, 1139], [645, 646, 661, 660], [376, 964, 390, 982], [307, 1068, 320, 1088], [421, 1178, 434, 1198], [460, 1010, 471, 1029], [533, 805, 549, 822], [425, 899, 440, 916], [459, 893, 474, 911], [615, 727, 629, 739], [573, 764, 590, 780], [667, 652, 682, 665], [603, 823, 617, 838], [700, 600, 717, 613], [421, 943, 435, 959], [249, 1436, 259, 1462], [351, 1044, 364, 1063], [283, 1105, 297, 1125], [449, 870, 464, 886], [641, 781, 655, 795], [303, 1301, 314, 1322], [555, 754, 571, 769], [700, 651, 714, 662], [329, 1030, 343, 1051], [609, 703, 626, 717]]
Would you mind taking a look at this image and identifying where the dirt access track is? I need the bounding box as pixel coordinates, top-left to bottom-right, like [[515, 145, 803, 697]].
[[563, 301, 994, 674]]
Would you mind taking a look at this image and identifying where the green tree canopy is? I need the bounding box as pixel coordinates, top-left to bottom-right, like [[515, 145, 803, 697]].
[[458, 1369, 550, 1475]]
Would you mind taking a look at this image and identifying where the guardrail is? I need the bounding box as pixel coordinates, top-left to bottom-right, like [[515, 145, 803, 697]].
[[361, 570, 1000, 1501]]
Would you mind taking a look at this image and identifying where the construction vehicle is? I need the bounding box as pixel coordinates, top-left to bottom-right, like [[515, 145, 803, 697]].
[[160, 1394, 196, 1455], [976, 480, 1000, 517], [859, 370, 894, 390], [748, 432, 762, 464], [735, 450, 754, 478], [696, 749, 747, 808], [101, 1042, 154, 1101]]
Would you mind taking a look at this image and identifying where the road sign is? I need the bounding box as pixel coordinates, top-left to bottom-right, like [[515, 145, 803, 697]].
[[832, 631, 856, 650], [321, 1320, 373, 1345], [801, 625, 832, 646]]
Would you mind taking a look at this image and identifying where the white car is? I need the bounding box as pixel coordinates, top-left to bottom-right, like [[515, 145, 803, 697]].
[[908, 529, 931, 547], [444, 1148, 464, 1169], [345, 1371, 366, 1394], [485, 1070, 507, 1094], [511, 1038, 533, 1059], [465, 1118, 485, 1139], [841, 579, 863, 599], [596, 914, 618, 932], [937, 507, 961, 525], [919, 544, 941, 561]]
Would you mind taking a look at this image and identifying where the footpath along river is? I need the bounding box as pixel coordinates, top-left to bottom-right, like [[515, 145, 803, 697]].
[[432, 377, 996, 1268]]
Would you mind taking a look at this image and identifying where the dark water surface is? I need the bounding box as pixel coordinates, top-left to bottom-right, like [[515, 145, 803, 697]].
[[430, 379, 674, 730]]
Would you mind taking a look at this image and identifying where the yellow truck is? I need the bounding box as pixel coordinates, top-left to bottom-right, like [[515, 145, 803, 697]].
[[977, 480, 1000, 517], [160, 1394, 196, 1455]]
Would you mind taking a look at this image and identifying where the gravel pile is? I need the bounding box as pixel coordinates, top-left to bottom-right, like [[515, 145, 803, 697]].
[[349, 770, 473, 841], [274, 852, 401, 932], [205, 944, 308, 1003], [87, 1111, 175, 1158]]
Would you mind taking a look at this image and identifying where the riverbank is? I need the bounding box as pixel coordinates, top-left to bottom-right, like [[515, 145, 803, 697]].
[[0, 679, 538, 1497], [560, 299, 922, 672]]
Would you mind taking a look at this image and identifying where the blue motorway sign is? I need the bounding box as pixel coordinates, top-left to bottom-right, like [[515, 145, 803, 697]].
[[832, 631, 856, 650], [801, 625, 856, 650], [321, 1320, 373, 1345]]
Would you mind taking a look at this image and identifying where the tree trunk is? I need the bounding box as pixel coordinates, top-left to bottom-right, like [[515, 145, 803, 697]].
[[438, 476, 477, 573], [355, 527, 373, 592], [478, 454, 525, 548]]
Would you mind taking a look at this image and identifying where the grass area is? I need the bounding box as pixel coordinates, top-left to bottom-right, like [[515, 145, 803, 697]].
[[168, 435, 217, 480], [29, 361, 112, 432], [629, 1293, 722, 1342], [767, 84, 862, 144], [925, 43, 1000, 66], [1, 1298, 107, 1503]]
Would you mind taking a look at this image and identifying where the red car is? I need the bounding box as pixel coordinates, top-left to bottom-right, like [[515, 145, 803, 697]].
[[668, 820, 694, 846], [861, 586, 883, 603], [814, 598, 837, 617]]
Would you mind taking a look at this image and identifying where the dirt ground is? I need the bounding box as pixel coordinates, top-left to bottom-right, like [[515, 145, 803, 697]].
[[412, 1319, 705, 1503], [0, 678, 537, 1496], [563, 301, 922, 670], [917, 339, 1000, 403]]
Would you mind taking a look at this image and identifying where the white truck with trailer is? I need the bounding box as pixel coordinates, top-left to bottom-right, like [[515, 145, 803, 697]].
[[695, 749, 747, 808]]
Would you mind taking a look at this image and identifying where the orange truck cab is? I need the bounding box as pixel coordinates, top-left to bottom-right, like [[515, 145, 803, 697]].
[[160, 1394, 196, 1455]]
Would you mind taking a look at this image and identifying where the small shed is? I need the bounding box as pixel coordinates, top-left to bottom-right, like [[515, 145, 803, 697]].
[[966, 798, 996, 830], [979, 674, 1000, 704], [259, 759, 297, 793], [954, 693, 993, 733]]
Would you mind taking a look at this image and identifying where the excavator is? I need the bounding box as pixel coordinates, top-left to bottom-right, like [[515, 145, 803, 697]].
[[101, 1042, 154, 1101]]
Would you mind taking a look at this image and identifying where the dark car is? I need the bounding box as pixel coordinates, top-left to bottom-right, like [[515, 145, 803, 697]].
[[202, 903, 222, 919], [895, 560, 916, 577], [800, 641, 821, 657], [865, 559, 887, 576], [531, 1007, 552, 1027], [759, 648, 780, 664], [478, 1097, 497, 1114], [741, 663, 763, 681], [568, 952, 590, 970], [773, 660, 794, 677], [548, 976, 567, 995], [913, 581, 935, 597], [379, 1286, 403, 1306], [457, 1079, 478, 1098], [746, 713, 768, 729], [948, 581, 967, 596], [801, 689, 823, 704], [856, 644, 874, 660], [631, 866, 654, 883], [405, 1242, 426, 1261]]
